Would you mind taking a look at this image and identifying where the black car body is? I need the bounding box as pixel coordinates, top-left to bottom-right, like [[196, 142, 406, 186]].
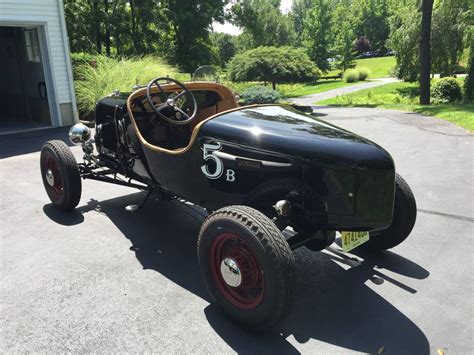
[[40, 79, 416, 329], [94, 88, 395, 232]]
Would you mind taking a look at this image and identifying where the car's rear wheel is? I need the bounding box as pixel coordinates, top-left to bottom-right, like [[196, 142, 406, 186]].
[[359, 173, 417, 252], [198, 205, 295, 329], [40, 140, 81, 211]]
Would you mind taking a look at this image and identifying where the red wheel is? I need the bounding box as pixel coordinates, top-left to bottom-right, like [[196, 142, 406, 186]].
[[40, 140, 81, 211], [198, 206, 295, 329], [43, 155, 64, 202], [210, 233, 264, 310]]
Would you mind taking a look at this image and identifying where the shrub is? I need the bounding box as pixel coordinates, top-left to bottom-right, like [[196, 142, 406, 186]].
[[74, 55, 183, 119], [431, 77, 463, 103], [228, 46, 321, 90], [239, 86, 280, 105], [357, 67, 371, 81], [353, 36, 372, 53], [344, 69, 359, 83]]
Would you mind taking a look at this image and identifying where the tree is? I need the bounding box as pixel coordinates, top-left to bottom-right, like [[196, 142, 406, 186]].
[[335, 20, 356, 72], [291, 0, 315, 44], [64, 0, 104, 53], [211, 33, 237, 67], [419, 0, 434, 105], [228, 46, 321, 90], [165, 0, 228, 74], [302, 0, 332, 72], [388, 2, 421, 81], [231, 0, 296, 47], [64, 0, 171, 55], [431, 0, 471, 76], [331, 1, 356, 72], [389, 0, 471, 83], [465, 39, 474, 101], [63, 0, 227, 74], [352, 0, 390, 53]]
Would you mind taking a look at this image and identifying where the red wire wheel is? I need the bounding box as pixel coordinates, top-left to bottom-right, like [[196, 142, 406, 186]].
[[42, 155, 64, 202], [40, 140, 82, 211], [210, 233, 264, 310], [198, 206, 295, 329]]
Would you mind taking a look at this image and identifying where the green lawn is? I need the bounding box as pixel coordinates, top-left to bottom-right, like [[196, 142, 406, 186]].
[[224, 58, 398, 98], [318, 81, 474, 131], [327, 56, 396, 79], [226, 80, 357, 98]]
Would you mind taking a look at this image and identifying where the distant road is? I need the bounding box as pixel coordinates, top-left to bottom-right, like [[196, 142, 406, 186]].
[[290, 77, 398, 105]]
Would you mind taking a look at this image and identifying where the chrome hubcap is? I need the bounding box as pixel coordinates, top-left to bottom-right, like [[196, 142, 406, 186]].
[[45, 169, 55, 187], [220, 258, 242, 287]]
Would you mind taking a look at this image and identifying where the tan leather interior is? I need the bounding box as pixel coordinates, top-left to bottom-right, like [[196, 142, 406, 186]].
[[126, 82, 240, 155]]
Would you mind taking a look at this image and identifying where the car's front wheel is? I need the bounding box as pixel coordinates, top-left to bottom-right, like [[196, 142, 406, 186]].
[[359, 173, 417, 252], [198, 205, 295, 329], [40, 140, 82, 211]]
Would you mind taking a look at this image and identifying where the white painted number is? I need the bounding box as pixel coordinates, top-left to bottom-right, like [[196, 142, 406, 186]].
[[201, 142, 236, 182], [226, 169, 236, 182]]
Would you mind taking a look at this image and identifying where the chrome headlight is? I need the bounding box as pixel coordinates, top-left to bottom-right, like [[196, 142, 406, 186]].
[[69, 123, 91, 145]]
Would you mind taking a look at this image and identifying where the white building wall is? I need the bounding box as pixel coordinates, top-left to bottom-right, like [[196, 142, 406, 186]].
[[0, 0, 77, 126]]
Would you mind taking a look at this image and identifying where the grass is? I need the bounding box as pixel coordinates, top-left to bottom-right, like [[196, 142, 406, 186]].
[[327, 56, 396, 79], [226, 80, 357, 98], [318, 81, 474, 131], [74, 55, 185, 118]]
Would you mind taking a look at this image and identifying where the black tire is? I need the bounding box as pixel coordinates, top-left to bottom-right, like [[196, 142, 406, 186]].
[[359, 173, 417, 252], [198, 205, 295, 329], [40, 140, 82, 211]]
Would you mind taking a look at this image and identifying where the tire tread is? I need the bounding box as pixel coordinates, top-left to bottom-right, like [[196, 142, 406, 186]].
[[198, 205, 295, 329], [40, 140, 81, 210]]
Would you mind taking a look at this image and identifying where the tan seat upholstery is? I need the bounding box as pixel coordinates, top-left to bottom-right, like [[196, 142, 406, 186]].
[[127, 82, 239, 155]]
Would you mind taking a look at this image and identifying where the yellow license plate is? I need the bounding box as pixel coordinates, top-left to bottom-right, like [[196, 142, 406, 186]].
[[341, 231, 370, 253]]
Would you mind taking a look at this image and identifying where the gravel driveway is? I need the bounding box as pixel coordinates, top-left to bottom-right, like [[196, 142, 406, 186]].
[[0, 108, 472, 353]]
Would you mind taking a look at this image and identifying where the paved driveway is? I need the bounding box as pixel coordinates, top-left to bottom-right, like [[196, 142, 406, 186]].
[[290, 78, 398, 105], [1, 109, 472, 353]]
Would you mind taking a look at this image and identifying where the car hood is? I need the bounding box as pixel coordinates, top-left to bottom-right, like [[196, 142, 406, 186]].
[[200, 105, 394, 171]]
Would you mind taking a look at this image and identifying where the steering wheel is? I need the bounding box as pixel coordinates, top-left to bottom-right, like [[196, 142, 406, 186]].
[[146, 77, 198, 126]]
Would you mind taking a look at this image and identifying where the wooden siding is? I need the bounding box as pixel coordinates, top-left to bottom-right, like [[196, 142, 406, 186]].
[[0, 0, 73, 104]]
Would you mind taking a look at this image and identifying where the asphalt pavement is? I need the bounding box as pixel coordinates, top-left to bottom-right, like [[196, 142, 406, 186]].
[[0, 108, 472, 353], [290, 78, 398, 106]]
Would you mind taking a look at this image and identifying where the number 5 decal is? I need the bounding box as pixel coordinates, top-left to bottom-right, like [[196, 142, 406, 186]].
[[201, 143, 224, 179], [201, 142, 236, 182]]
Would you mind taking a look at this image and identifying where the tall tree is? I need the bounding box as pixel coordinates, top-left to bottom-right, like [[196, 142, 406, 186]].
[[419, 0, 434, 105], [352, 0, 390, 53], [431, 0, 471, 76], [302, 0, 332, 72], [165, 0, 227, 74], [291, 0, 315, 44], [464, 36, 474, 102], [335, 21, 356, 72], [332, 0, 356, 71], [231, 0, 295, 47], [388, 1, 420, 81], [211, 33, 237, 67]]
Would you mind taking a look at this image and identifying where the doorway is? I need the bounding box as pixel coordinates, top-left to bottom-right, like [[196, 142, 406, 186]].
[[0, 26, 51, 133]]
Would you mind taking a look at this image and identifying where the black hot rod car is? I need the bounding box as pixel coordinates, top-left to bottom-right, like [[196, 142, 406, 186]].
[[40, 77, 416, 328]]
